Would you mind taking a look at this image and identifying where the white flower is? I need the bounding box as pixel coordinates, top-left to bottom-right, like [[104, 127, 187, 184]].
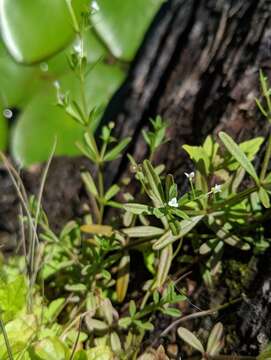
[[73, 39, 82, 54], [53, 80, 60, 90], [184, 171, 195, 180], [168, 197, 179, 208], [91, 0, 100, 12], [212, 184, 222, 193]]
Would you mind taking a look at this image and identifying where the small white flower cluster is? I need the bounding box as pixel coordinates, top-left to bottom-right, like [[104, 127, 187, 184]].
[[53, 80, 60, 90], [184, 171, 195, 180], [91, 0, 100, 12], [212, 184, 222, 193], [168, 197, 179, 208], [73, 40, 83, 55]]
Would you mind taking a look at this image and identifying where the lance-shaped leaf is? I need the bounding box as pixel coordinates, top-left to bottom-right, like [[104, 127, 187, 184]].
[[177, 327, 205, 354], [116, 252, 130, 302], [81, 171, 98, 198], [154, 244, 173, 288], [214, 225, 250, 250], [104, 184, 120, 201], [81, 224, 113, 236], [153, 215, 204, 250], [219, 132, 259, 184], [122, 226, 164, 238], [85, 317, 109, 332], [123, 203, 152, 215], [104, 137, 131, 162], [143, 159, 165, 205], [258, 187, 270, 208], [207, 322, 224, 356]]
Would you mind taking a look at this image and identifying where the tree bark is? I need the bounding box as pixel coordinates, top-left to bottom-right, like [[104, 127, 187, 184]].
[[101, 0, 271, 188]]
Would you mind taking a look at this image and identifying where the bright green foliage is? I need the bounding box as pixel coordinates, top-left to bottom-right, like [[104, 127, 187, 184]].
[[178, 322, 224, 358], [11, 62, 125, 165], [0, 0, 164, 165], [91, 0, 165, 61], [0, 274, 26, 322], [0, 0, 88, 64]]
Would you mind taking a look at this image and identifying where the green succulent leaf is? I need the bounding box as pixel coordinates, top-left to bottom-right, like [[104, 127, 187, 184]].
[[91, 0, 164, 61], [0, 0, 88, 64]]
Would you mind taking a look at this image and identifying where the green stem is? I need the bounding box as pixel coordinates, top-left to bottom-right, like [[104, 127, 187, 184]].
[[212, 186, 258, 210], [160, 297, 241, 337], [260, 134, 271, 181], [98, 165, 105, 224], [208, 356, 256, 360], [80, 73, 88, 124], [0, 315, 14, 360]]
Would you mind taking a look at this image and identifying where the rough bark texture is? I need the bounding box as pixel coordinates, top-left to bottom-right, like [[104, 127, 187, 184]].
[[101, 0, 271, 188], [1, 0, 271, 353]]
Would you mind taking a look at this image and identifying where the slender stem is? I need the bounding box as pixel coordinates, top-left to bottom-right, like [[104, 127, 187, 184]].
[[140, 290, 152, 311], [190, 178, 196, 199], [260, 134, 271, 181], [80, 72, 88, 124], [0, 315, 14, 360], [69, 316, 83, 360], [98, 165, 105, 223], [212, 186, 258, 210], [209, 356, 256, 360], [160, 297, 241, 337]]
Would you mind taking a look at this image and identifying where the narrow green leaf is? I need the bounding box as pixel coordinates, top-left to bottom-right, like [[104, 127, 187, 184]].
[[177, 327, 205, 354], [259, 187, 270, 208], [116, 253, 130, 302], [110, 332, 122, 353], [153, 215, 204, 250], [122, 226, 164, 238], [104, 137, 131, 161], [81, 171, 98, 198], [143, 159, 164, 204], [123, 203, 152, 215], [129, 300, 136, 317], [207, 322, 224, 356], [219, 132, 259, 183], [85, 318, 108, 332], [155, 244, 173, 288], [162, 307, 182, 317], [84, 132, 99, 158], [104, 184, 120, 201]]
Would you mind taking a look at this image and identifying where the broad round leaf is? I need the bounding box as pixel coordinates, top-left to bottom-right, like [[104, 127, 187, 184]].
[[11, 62, 125, 166], [0, 41, 38, 107], [0, 0, 87, 64], [91, 0, 164, 61]]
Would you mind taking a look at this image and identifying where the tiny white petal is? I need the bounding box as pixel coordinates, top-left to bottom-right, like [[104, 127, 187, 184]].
[[168, 197, 179, 208], [184, 171, 195, 180], [73, 40, 82, 54], [91, 0, 100, 12], [212, 184, 222, 193], [53, 80, 60, 89]]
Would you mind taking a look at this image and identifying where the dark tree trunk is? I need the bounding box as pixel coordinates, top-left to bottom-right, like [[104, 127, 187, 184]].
[[101, 0, 271, 188]]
